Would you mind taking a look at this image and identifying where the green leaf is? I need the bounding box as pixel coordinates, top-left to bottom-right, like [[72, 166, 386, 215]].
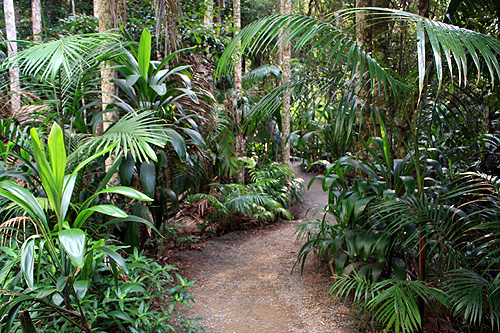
[[5, 301, 23, 332], [417, 20, 426, 97], [47, 123, 66, 194], [335, 252, 348, 275], [96, 152, 123, 193], [105, 214, 160, 235], [392, 257, 406, 280], [126, 74, 141, 87], [72, 140, 119, 175], [119, 152, 136, 186], [59, 228, 86, 267], [372, 261, 384, 282], [175, 88, 199, 103], [52, 294, 64, 306], [181, 127, 207, 149], [21, 239, 35, 290], [140, 161, 156, 199], [81, 250, 94, 280], [60, 174, 77, 223], [150, 84, 167, 96], [30, 127, 61, 221], [353, 196, 375, 220], [124, 208, 141, 251], [138, 29, 151, 79], [109, 310, 132, 321], [166, 129, 187, 161], [0, 181, 48, 229], [81, 111, 166, 163], [73, 280, 89, 299], [400, 176, 416, 196], [97, 247, 129, 274], [56, 276, 68, 291], [98, 186, 153, 202], [20, 310, 37, 333], [74, 205, 128, 228]]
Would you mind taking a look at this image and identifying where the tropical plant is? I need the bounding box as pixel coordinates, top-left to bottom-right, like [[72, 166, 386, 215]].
[[80, 248, 200, 332], [189, 159, 300, 232], [2, 33, 120, 127], [0, 123, 155, 331], [215, 7, 500, 331], [102, 28, 214, 249], [296, 159, 500, 330]]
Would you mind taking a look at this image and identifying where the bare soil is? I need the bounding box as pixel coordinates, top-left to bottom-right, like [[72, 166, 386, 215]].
[[168, 163, 355, 332]]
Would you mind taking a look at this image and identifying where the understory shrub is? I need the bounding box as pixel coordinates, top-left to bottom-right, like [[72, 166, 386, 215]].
[[296, 137, 500, 332], [189, 159, 302, 234], [0, 124, 201, 332]]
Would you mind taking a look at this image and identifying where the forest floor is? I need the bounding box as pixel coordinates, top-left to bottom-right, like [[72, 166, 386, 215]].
[[168, 162, 356, 332]]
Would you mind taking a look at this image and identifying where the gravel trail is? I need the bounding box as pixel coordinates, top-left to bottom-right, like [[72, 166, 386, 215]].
[[171, 163, 355, 332]]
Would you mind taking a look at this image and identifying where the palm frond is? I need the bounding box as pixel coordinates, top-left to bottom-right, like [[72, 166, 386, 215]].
[[243, 75, 374, 136], [79, 111, 168, 162], [218, 9, 500, 105], [242, 64, 282, 87], [330, 271, 374, 314], [341, 8, 500, 92], [0, 118, 31, 153], [216, 13, 407, 97], [446, 269, 500, 330], [189, 193, 228, 215], [367, 279, 447, 333], [4, 34, 121, 84]]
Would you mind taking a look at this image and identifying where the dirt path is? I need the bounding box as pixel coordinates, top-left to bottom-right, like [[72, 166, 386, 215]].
[[171, 163, 354, 332]]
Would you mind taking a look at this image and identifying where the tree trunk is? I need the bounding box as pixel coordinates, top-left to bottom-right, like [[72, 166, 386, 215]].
[[3, 0, 21, 114], [204, 0, 213, 26], [233, 0, 245, 184], [32, 0, 42, 43], [216, 0, 225, 25], [417, 0, 430, 324], [280, 0, 292, 166], [371, 0, 388, 139], [98, 0, 119, 185], [98, 0, 117, 134], [355, 0, 372, 148]]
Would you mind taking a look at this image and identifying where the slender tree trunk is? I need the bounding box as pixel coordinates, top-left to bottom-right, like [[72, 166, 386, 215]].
[[280, 0, 292, 166], [98, 0, 117, 133], [217, 0, 225, 25], [98, 0, 119, 185], [94, 0, 99, 18], [355, 0, 372, 149], [233, 0, 245, 184], [417, 0, 430, 325], [204, 0, 213, 26], [371, 0, 388, 139], [3, 0, 20, 114], [32, 0, 42, 43]]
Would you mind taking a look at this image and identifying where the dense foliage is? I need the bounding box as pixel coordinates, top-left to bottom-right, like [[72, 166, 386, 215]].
[[1, 0, 500, 331]]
